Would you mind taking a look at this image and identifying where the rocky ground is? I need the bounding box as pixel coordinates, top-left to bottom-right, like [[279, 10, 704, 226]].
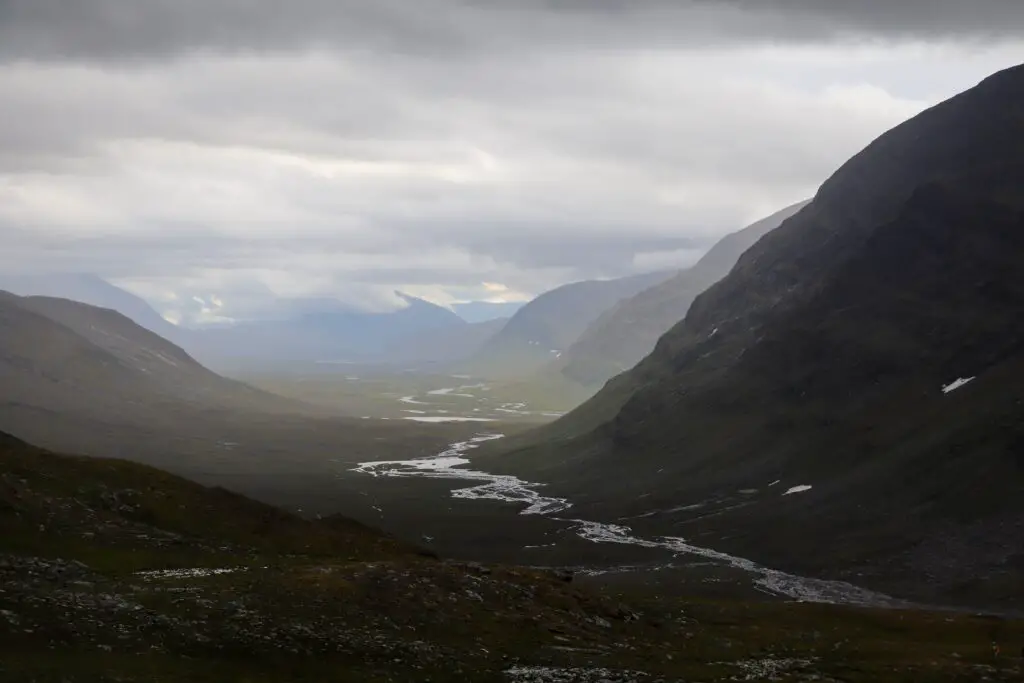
[[3, 431, 1024, 682]]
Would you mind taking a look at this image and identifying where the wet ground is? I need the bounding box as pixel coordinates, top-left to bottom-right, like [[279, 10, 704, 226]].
[[352, 433, 910, 610]]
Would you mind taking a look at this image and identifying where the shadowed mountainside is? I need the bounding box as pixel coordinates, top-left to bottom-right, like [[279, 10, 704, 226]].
[[487, 64, 1024, 611], [553, 200, 810, 389]]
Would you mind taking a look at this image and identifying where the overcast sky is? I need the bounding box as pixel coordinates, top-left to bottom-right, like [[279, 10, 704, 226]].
[[1, 1, 1022, 323]]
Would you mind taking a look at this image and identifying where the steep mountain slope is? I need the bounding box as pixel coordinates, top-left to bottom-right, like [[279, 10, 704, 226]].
[[554, 200, 809, 388], [463, 270, 675, 378], [0, 292, 304, 437], [11, 295, 297, 413], [490, 65, 1024, 609]]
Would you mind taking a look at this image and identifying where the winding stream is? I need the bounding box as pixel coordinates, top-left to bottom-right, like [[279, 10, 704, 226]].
[[353, 434, 904, 608]]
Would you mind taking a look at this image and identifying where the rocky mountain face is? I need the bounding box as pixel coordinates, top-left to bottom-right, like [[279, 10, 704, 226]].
[[463, 270, 675, 379], [489, 65, 1024, 610], [554, 200, 810, 389]]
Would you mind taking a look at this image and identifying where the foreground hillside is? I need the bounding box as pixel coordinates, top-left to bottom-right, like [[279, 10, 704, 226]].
[[488, 65, 1024, 611], [3, 431, 1023, 682], [554, 200, 809, 389]]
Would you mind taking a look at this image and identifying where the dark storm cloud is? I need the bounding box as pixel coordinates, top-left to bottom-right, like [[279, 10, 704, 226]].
[[1, 0, 1023, 63]]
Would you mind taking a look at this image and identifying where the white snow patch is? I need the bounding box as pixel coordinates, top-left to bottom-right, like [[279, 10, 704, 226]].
[[768, 480, 781, 487], [783, 485, 813, 495], [942, 376, 975, 393], [152, 352, 180, 367], [402, 409, 427, 414]]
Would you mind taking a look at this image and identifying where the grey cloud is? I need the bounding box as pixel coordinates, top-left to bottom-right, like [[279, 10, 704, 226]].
[[2, 0, 1024, 63], [1, 2, 1020, 312]]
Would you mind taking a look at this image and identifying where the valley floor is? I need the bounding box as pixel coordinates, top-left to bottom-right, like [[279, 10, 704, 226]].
[[4, 427, 1024, 682]]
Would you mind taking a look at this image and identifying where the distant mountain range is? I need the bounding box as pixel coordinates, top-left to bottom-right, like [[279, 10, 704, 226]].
[[0, 273, 502, 372], [0, 272, 181, 341], [179, 292, 470, 371], [0, 269, 693, 378], [489, 64, 1024, 611], [451, 301, 524, 323], [552, 200, 810, 389], [460, 270, 676, 378]]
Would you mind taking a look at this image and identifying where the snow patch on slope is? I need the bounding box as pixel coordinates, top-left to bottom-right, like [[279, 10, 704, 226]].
[[942, 376, 975, 393], [783, 485, 812, 495]]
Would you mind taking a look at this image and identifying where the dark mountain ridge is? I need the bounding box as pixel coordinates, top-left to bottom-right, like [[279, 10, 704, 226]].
[[488, 64, 1024, 610], [553, 200, 810, 388]]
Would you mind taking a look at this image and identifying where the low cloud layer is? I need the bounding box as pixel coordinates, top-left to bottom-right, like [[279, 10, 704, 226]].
[[0, 1, 1021, 322]]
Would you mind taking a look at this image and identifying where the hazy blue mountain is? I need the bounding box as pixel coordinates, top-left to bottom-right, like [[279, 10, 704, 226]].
[[452, 301, 525, 323], [0, 271, 179, 341], [461, 270, 676, 378], [182, 292, 470, 372]]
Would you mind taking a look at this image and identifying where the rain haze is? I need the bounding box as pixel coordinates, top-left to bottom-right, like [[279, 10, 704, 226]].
[[1, 0, 1022, 324]]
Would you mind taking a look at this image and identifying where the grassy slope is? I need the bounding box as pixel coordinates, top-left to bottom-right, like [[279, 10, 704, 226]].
[[3, 431, 1024, 682]]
